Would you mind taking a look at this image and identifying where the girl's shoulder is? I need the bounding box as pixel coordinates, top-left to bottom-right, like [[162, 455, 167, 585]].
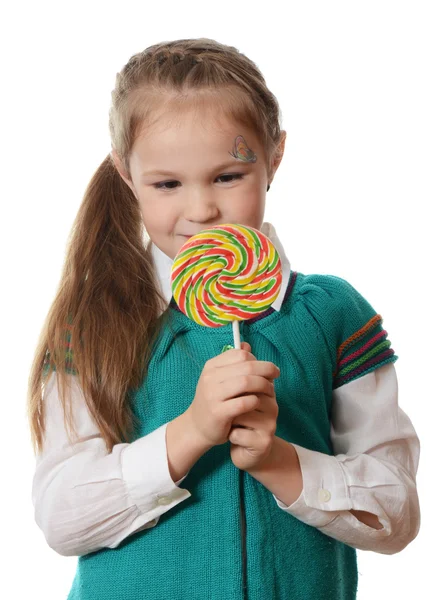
[[287, 271, 397, 388], [290, 271, 377, 325]]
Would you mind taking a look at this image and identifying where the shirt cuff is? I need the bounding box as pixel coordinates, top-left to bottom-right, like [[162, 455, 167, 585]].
[[120, 423, 191, 513], [272, 443, 352, 528]]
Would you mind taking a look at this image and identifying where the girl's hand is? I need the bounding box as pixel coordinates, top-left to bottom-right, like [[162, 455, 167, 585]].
[[229, 343, 280, 471], [186, 342, 280, 449]]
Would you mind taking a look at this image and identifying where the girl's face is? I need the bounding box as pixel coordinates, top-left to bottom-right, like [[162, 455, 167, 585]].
[[113, 106, 284, 259]]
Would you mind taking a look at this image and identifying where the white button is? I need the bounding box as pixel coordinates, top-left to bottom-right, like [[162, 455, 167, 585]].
[[318, 488, 331, 503], [157, 495, 172, 506]]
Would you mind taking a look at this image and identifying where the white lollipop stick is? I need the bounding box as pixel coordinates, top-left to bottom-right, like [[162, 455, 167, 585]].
[[232, 320, 241, 349]]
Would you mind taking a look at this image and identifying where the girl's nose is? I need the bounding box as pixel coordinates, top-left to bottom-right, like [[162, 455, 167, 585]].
[[184, 191, 219, 222]]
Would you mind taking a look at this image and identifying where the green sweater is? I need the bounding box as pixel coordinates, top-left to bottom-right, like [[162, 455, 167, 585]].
[[67, 271, 397, 600]]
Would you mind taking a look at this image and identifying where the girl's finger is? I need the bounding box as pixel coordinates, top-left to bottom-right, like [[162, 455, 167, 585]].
[[212, 342, 255, 365], [229, 426, 257, 447]]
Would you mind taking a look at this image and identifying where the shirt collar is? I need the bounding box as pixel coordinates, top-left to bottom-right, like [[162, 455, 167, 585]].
[[150, 222, 291, 315]]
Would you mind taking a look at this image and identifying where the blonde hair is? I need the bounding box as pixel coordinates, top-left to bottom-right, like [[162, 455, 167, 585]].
[[27, 38, 283, 455]]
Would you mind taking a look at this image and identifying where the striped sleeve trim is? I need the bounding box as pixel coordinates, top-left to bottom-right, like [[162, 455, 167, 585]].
[[333, 314, 397, 388], [336, 314, 382, 360]]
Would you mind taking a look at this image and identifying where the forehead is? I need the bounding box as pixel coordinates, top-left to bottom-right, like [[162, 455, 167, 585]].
[[137, 107, 244, 149], [127, 89, 267, 177], [131, 92, 263, 162]]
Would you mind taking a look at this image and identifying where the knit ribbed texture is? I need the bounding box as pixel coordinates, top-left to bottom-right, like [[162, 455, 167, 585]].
[[66, 271, 397, 599]]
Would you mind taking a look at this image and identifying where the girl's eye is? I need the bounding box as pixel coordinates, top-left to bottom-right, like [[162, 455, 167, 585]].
[[217, 173, 244, 184], [153, 173, 244, 190], [154, 181, 180, 190]]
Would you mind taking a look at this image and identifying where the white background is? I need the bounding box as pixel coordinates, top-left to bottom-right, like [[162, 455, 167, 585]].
[[1, 0, 425, 598]]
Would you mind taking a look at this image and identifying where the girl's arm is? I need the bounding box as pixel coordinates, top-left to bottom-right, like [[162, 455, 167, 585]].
[[32, 373, 206, 557], [269, 363, 420, 554]]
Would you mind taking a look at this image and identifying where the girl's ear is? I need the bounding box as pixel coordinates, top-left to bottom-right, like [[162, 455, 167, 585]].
[[110, 149, 137, 196], [274, 130, 287, 168], [268, 130, 287, 184]]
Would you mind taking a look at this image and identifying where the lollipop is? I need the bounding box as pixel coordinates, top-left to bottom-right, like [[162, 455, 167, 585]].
[[170, 224, 282, 349]]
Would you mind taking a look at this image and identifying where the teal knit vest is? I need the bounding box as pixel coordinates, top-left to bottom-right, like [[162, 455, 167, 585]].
[[67, 271, 397, 599]]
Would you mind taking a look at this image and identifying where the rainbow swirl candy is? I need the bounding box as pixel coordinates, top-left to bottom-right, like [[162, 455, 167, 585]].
[[171, 224, 282, 327]]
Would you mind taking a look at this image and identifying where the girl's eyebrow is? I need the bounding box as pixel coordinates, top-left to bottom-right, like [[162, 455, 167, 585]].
[[142, 160, 254, 178]]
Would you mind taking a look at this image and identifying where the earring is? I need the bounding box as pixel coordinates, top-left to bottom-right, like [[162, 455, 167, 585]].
[[267, 184, 271, 192]]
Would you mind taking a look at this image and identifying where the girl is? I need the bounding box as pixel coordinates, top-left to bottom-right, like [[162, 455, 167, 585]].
[[28, 38, 420, 599]]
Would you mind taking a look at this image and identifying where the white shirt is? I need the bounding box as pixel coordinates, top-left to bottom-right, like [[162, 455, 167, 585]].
[[32, 222, 420, 558]]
